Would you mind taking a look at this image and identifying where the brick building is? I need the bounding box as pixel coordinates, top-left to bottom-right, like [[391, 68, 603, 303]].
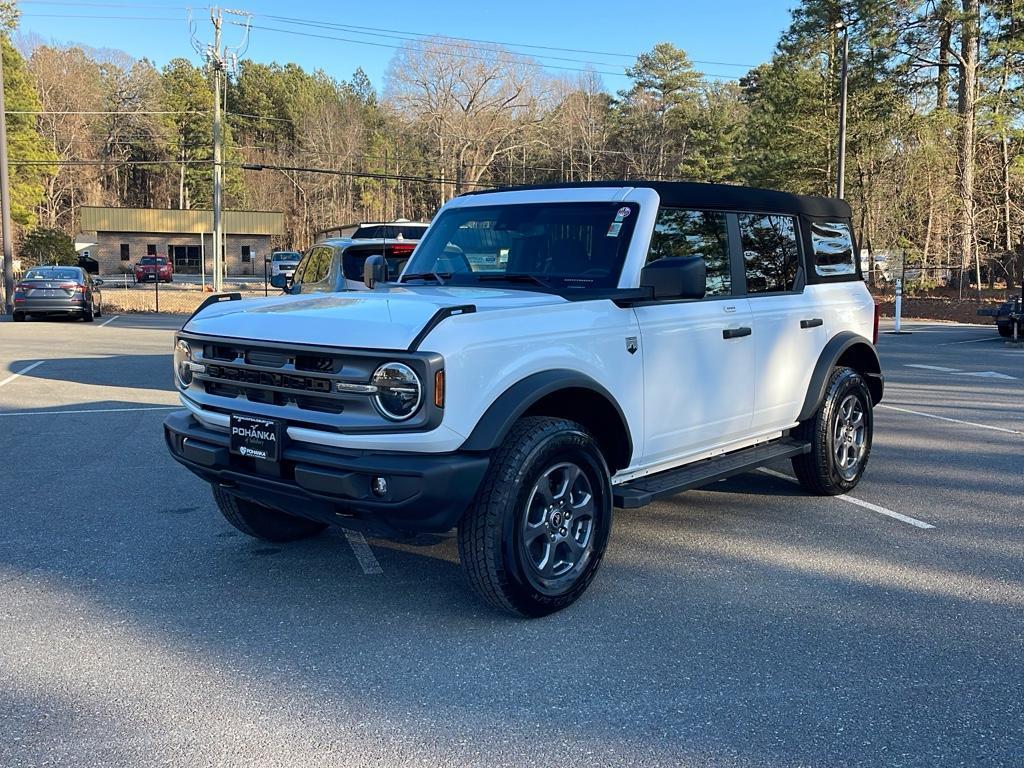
[[79, 207, 286, 277]]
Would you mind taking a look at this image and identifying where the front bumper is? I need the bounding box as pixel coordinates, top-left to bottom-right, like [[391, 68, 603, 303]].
[[163, 410, 489, 535]]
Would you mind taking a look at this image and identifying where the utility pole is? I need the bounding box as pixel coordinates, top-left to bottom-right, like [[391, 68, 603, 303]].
[[0, 45, 14, 314], [211, 8, 224, 293], [194, 6, 251, 294], [834, 20, 850, 199]]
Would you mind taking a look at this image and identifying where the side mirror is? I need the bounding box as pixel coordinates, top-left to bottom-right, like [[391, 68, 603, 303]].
[[269, 273, 289, 289], [364, 254, 388, 288], [92, 278, 104, 286], [640, 256, 706, 300]]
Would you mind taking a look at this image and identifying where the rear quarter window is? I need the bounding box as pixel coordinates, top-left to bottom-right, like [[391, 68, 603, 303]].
[[810, 221, 857, 278]]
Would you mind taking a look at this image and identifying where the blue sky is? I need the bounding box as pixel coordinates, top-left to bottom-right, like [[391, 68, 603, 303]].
[[17, 0, 795, 92]]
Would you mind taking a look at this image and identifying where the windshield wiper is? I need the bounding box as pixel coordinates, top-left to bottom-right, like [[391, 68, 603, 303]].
[[400, 271, 451, 285], [476, 272, 552, 288]]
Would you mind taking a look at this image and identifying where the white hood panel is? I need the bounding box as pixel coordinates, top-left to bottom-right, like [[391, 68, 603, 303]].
[[183, 286, 566, 350]]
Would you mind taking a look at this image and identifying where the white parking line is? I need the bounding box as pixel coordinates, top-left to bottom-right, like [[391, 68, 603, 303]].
[[938, 335, 1003, 346], [98, 315, 120, 327], [0, 360, 44, 388], [0, 405, 178, 417], [878, 404, 1022, 436], [758, 468, 935, 529], [343, 530, 383, 575]]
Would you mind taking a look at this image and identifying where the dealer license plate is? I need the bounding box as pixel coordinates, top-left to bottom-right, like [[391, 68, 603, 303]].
[[229, 414, 283, 462]]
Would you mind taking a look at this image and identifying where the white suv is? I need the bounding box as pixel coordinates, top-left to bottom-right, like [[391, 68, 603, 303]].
[[165, 182, 883, 617]]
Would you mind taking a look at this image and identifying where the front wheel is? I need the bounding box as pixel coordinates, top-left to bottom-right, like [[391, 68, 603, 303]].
[[791, 366, 873, 495], [458, 416, 612, 617], [212, 485, 328, 542]]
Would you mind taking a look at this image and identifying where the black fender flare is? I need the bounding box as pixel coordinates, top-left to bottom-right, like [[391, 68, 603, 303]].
[[797, 331, 884, 422], [461, 369, 633, 463]]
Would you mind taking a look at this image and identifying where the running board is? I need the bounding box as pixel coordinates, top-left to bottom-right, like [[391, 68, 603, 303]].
[[613, 438, 811, 509]]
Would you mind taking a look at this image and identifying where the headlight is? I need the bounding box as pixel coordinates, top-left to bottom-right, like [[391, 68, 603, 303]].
[[174, 339, 193, 387], [371, 362, 422, 421]]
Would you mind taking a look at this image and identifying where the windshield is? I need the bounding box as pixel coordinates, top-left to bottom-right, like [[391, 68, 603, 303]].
[[24, 267, 82, 281], [400, 202, 638, 290], [139, 257, 167, 265], [273, 252, 300, 261], [353, 224, 427, 240]]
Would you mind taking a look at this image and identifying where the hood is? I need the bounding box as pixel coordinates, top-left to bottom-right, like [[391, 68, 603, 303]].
[[183, 285, 567, 350]]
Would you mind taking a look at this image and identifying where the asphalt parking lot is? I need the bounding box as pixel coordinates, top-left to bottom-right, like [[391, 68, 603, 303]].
[[0, 314, 1021, 767]]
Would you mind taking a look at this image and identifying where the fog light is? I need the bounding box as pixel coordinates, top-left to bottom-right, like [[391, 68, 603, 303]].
[[371, 476, 388, 497]]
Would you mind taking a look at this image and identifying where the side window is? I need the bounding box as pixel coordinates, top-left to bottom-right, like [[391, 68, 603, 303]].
[[647, 208, 731, 296], [738, 213, 799, 294], [810, 220, 856, 277], [292, 248, 313, 285], [302, 246, 332, 286]]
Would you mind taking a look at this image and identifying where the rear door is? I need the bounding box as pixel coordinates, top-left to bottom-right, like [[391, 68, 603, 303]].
[[739, 213, 828, 431], [633, 208, 755, 467]]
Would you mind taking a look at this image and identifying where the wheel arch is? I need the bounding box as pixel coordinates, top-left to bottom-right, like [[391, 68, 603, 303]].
[[461, 370, 633, 473], [797, 331, 884, 422]]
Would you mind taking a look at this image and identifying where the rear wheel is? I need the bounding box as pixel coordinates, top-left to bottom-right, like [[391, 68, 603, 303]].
[[791, 366, 873, 495], [94, 301, 102, 318], [458, 416, 612, 617], [212, 485, 328, 542], [997, 324, 1012, 338], [82, 304, 94, 322]]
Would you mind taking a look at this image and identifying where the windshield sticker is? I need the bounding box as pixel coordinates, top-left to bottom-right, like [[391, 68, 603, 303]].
[[607, 221, 623, 238], [614, 206, 632, 222]]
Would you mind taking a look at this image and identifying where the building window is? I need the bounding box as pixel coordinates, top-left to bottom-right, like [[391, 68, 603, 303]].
[[241, 245, 252, 263], [120, 243, 130, 261], [147, 244, 157, 256]]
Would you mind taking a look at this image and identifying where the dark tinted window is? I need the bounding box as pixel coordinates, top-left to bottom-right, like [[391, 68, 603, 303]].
[[648, 208, 732, 296], [739, 214, 799, 293], [241, 245, 251, 263], [146, 244, 157, 255], [139, 257, 167, 265], [299, 246, 332, 285], [120, 243, 130, 261], [353, 224, 428, 239], [811, 220, 856, 277], [24, 267, 82, 281]]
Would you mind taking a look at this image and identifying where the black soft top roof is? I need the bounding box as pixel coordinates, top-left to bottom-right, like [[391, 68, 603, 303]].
[[462, 180, 852, 219]]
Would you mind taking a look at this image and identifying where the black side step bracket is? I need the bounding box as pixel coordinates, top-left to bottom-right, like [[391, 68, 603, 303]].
[[612, 438, 810, 509]]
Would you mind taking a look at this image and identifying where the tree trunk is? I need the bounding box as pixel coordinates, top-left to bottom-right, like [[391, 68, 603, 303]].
[[956, 0, 980, 298], [936, 1, 953, 111]]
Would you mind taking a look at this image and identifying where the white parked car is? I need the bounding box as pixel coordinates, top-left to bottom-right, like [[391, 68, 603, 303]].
[[269, 251, 302, 279], [272, 238, 421, 293], [165, 181, 883, 617]]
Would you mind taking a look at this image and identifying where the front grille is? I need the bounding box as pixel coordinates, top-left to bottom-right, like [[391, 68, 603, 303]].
[[195, 342, 357, 415]]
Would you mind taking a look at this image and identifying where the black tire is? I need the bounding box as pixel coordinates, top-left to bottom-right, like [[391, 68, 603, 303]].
[[12, 311, 24, 322], [791, 366, 873, 495], [212, 485, 328, 542], [458, 416, 612, 618], [997, 324, 1012, 339], [95, 301, 102, 318], [82, 304, 94, 322]]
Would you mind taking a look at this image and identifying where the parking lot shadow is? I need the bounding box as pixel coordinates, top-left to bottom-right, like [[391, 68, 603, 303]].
[[6, 354, 176, 394]]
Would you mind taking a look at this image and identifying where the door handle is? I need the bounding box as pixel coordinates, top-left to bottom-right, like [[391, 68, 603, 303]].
[[800, 318, 824, 329], [722, 327, 752, 339]]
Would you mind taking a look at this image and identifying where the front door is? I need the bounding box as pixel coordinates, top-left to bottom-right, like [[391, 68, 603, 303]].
[[634, 207, 755, 468]]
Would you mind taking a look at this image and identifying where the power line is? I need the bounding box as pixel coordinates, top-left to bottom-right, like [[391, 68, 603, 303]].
[[6, 110, 206, 115], [19, 12, 183, 21], [234, 21, 742, 81], [263, 14, 758, 70]]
